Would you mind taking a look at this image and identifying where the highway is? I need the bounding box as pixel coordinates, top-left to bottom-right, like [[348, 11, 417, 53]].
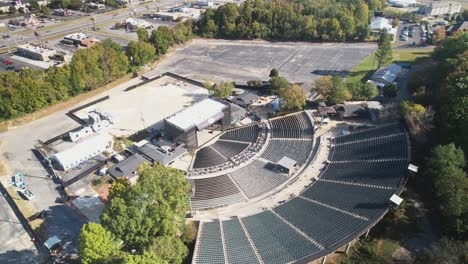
[[0, 0, 185, 52]]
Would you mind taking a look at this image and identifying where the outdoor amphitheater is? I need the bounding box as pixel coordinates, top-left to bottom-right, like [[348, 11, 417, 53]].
[[189, 111, 411, 264]]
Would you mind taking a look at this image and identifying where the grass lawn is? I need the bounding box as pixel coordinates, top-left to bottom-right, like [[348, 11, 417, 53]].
[[345, 48, 433, 84], [392, 49, 433, 64], [345, 52, 378, 84]]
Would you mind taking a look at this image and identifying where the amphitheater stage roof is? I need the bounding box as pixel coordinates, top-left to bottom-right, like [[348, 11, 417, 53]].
[[165, 98, 229, 131]]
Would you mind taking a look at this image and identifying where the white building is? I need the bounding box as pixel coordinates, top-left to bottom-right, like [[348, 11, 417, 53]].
[[125, 18, 153, 30], [195, 0, 214, 7], [419, 2, 463, 17], [370, 17, 397, 35], [17, 43, 56, 61], [388, 0, 417, 8], [52, 134, 113, 171]]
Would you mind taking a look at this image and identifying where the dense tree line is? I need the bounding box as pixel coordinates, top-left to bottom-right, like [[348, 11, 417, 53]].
[[195, 0, 386, 41], [424, 144, 467, 239], [79, 164, 194, 263], [0, 39, 129, 120], [432, 32, 468, 154]]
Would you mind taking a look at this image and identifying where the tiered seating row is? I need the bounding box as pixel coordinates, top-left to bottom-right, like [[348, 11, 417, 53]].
[[195, 222, 225, 264], [243, 211, 321, 264], [274, 198, 369, 249], [320, 160, 407, 188], [301, 180, 394, 219], [220, 124, 260, 143], [192, 175, 241, 201], [222, 219, 260, 264], [193, 147, 228, 169], [269, 112, 313, 139], [334, 123, 404, 144], [261, 139, 313, 165], [211, 141, 249, 160], [230, 160, 288, 199], [191, 175, 246, 210], [331, 134, 407, 161]]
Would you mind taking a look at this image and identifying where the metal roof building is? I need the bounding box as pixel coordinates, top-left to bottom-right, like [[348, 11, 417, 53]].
[[108, 153, 148, 179], [52, 134, 113, 171], [164, 98, 231, 151]]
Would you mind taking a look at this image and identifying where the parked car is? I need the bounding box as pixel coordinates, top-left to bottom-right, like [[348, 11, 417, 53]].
[[2, 60, 13, 65]]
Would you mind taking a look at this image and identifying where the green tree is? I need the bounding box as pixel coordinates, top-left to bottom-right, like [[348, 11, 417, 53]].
[[312, 75, 333, 100], [40, 5, 51, 15], [425, 143, 468, 237], [150, 26, 174, 55], [279, 84, 306, 111], [9, 5, 16, 14], [400, 101, 434, 136], [327, 76, 351, 104], [269, 76, 289, 95], [101, 163, 190, 251], [375, 29, 393, 67], [391, 18, 400, 28], [29, 0, 39, 10], [383, 84, 398, 98], [211, 81, 234, 98], [119, 251, 166, 264], [347, 81, 378, 100], [136, 28, 149, 43], [416, 238, 468, 264], [269, 68, 279, 78], [127, 41, 156, 66], [151, 236, 188, 264], [78, 223, 121, 264]]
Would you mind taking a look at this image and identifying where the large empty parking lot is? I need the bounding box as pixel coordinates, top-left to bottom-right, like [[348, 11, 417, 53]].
[[156, 39, 376, 87]]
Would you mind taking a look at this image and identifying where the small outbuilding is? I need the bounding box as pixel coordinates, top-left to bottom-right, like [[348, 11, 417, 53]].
[[276, 156, 297, 175], [108, 153, 148, 179], [235, 92, 259, 107]]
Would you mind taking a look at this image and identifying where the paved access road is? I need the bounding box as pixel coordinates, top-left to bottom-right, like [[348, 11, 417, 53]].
[[0, 185, 47, 263]]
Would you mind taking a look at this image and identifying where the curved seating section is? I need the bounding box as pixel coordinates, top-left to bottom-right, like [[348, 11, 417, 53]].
[[193, 123, 409, 264], [211, 141, 250, 160], [269, 112, 313, 139], [230, 160, 289, 199], [220, 124, 260, 143], [190, 112, 316, 210], [320, 160, 407, 188], [261, 139, 313, 165], [222, 219, 260, 264], [191, 175, 246, 209], [332, 135, 408, 161], [334, 123, 404, 145], [193, 147, 228, 169], [194, 221, 225, 264]]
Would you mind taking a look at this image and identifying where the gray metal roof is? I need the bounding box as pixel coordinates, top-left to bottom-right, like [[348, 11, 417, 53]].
[[138, 143, 186, 165], [277, 156, 297, 170], [108, 153, 148, 178]]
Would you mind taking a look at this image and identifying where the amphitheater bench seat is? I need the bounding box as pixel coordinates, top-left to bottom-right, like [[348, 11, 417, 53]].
[[230, 160, 288, 199], [242, 211, 321, 264], [195, 221, 225, 264], [301, 180, 395, 219], [222, 219, 260, 264], [191, 175, 246, 210], [220, 124, 260, 143], [193, 146, 228, 169], [274, 197, 369, 249]]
